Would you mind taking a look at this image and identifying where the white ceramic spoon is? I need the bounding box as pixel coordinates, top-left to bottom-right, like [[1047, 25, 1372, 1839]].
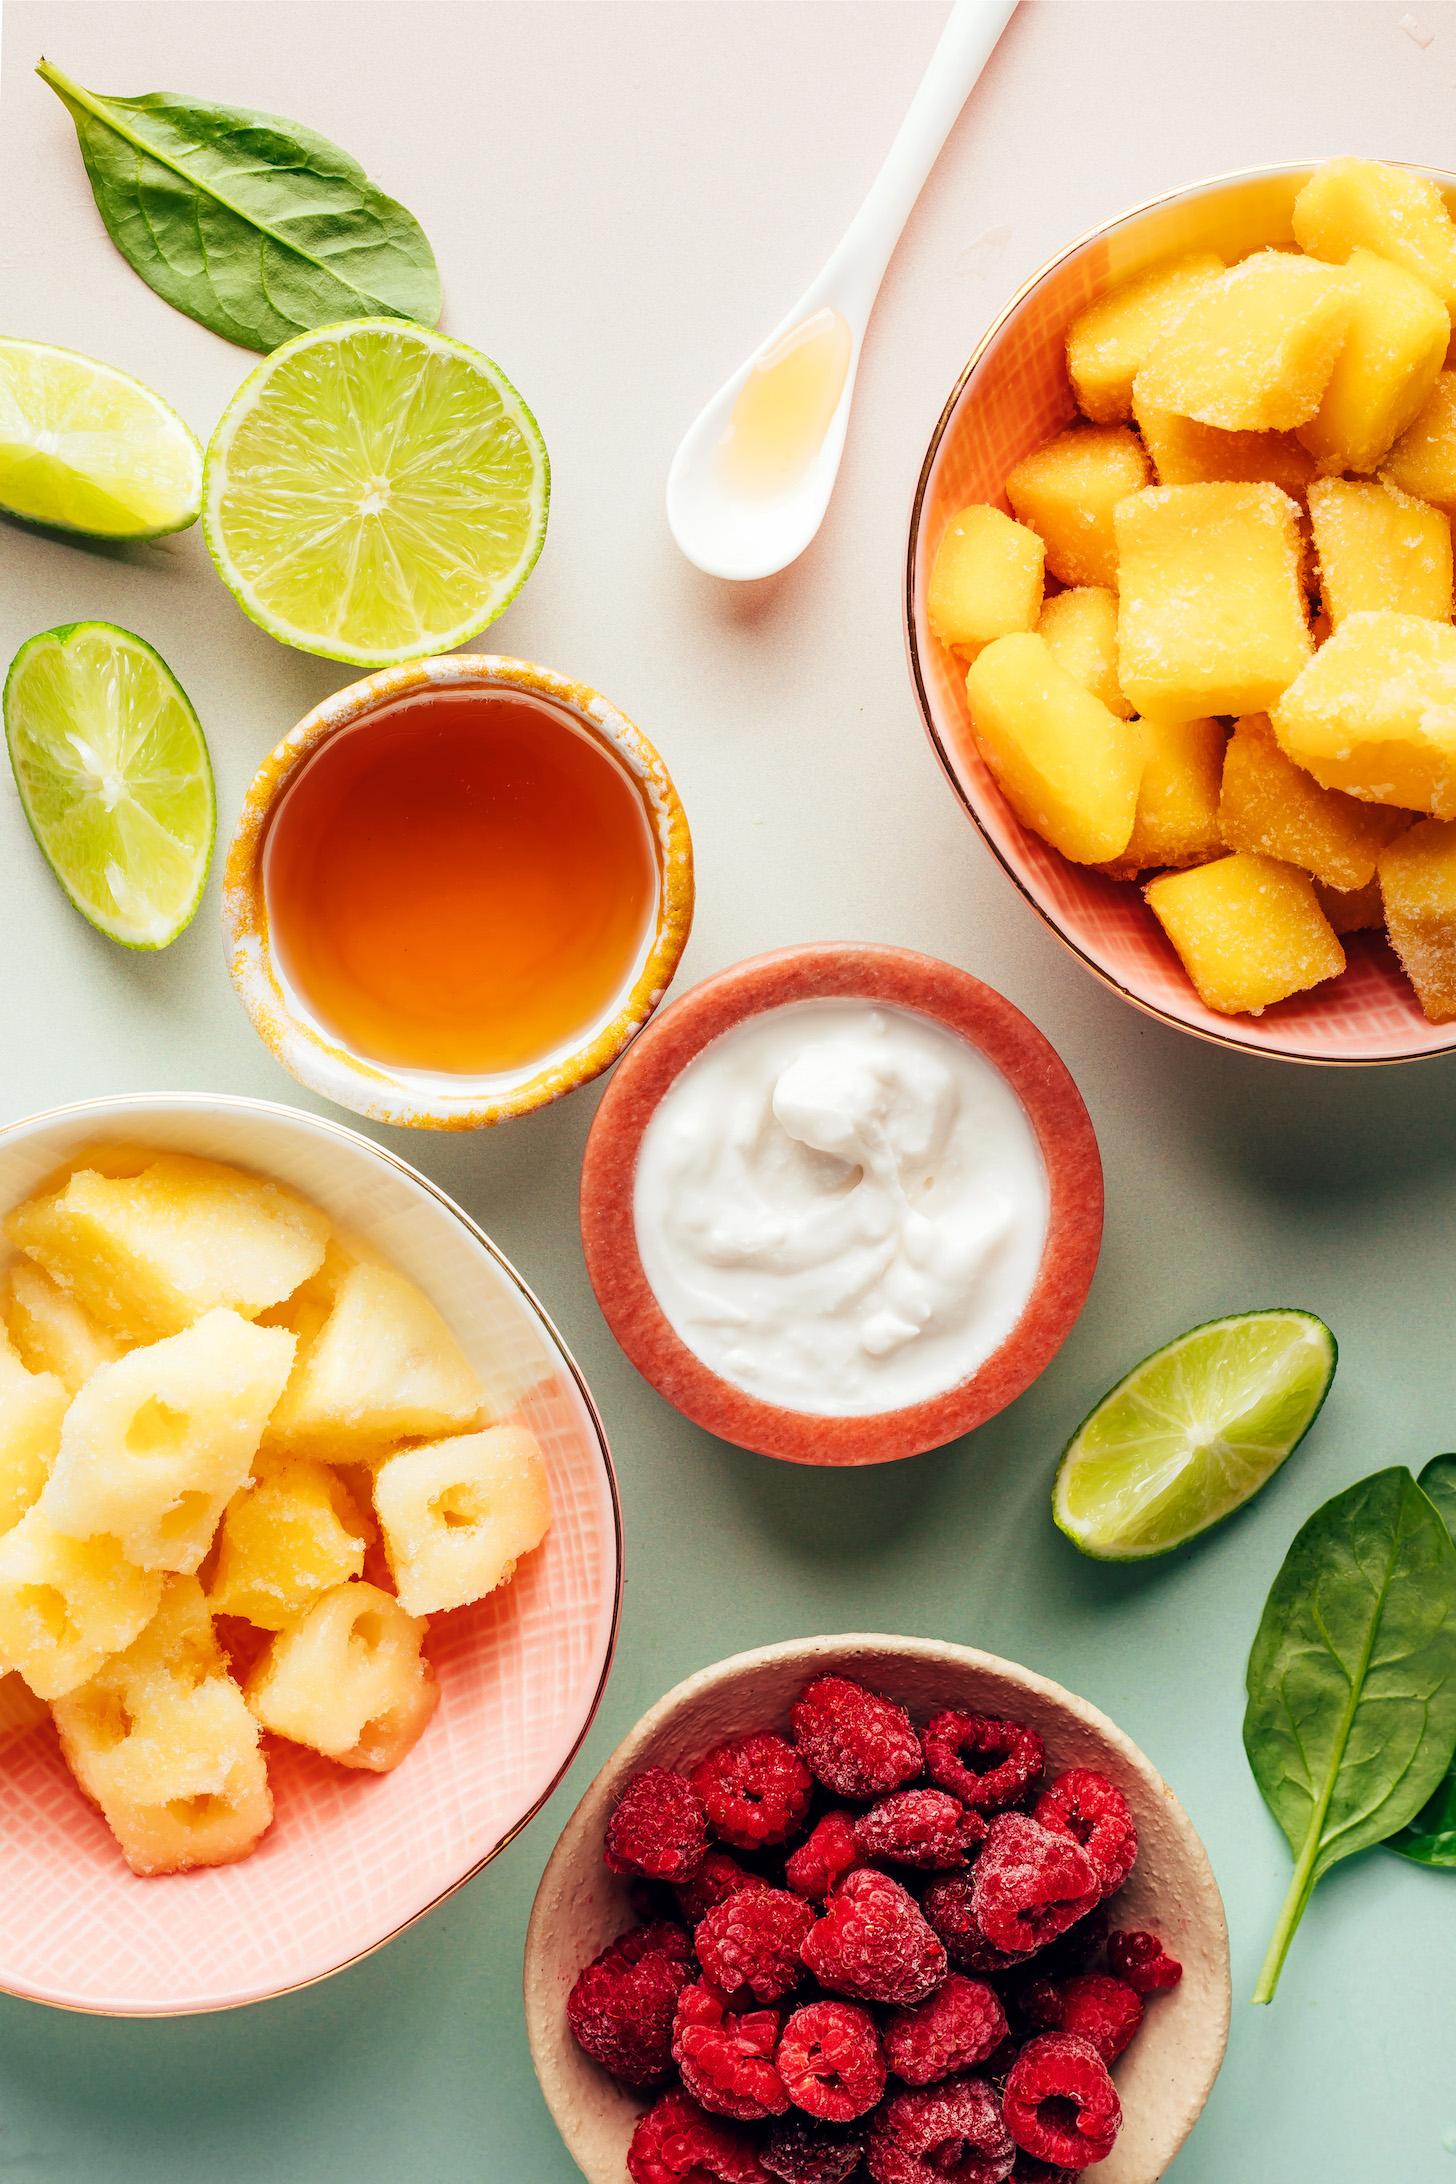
[[667, 0, 1019, 582]]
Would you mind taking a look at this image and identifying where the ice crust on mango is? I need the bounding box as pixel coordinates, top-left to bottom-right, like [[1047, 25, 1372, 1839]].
[[1293, 157, 1456, 313], [0, 1337, 66, 1537], [1100, 717, 1226, 881], [1308, 475, 1452, 624], [926, 504, 1044, 657], [1133, 250, 1354, 432], [266, 1257, 484, 1453], [1379, 818, 1456, 1021], [4, 1261, 120, 1394], [246, 1580, 438, 1772], [1005, 424, 1150, 588], [1297, 247, 1447, 474], [1385, 371, 1456, 506], [1066, 249, 1224, 423], [374, 1425, 551, 1617], [1272, 611, 1456, 816], [1220, 715, 1412, 889], [1145, 853, 1345, 1016], [964, 633, 1142, 863], [1035, 586, 1131, 716], [1134, 399, 1317, 497], [208, 1451, 371, 1629], [0, 1508, 162, 1699]]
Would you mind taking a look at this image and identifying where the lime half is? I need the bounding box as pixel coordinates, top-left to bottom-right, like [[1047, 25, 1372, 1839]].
[[202, 319, 549, 667], [4, 623, 214, 949], [1054, 1310, 1336, 1560], [0, 338, 201, 539]]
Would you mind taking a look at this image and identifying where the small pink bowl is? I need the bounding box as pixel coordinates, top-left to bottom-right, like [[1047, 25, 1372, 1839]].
[[579, 944, 1102, 1465], [905, 160, 1456, 1066]]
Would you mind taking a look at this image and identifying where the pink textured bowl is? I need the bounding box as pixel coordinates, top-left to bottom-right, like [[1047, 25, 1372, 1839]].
[[0, 1093, 621, 2016], [905, 160, 1456, 1066], [580, 945, 1102, 1465]]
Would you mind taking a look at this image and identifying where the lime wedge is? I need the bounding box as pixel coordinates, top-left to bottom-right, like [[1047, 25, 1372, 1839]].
[[1054, 1310, 1336, 1560], [4, 623, 214, 949], [0, 338, 201, 539], [202, 318, 549, 667]]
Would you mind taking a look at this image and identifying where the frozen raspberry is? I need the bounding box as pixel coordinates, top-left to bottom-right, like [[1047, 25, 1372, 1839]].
[[692, 1734, 814, 1851], [762, 2114, 866, 2184], [922, 1873, 1031, 1976], [1053, 1974, 1143, 2063], [883, 1974, 1008, 2086], [855, 1788, 986, 1871], [628, 2089, 770, 2184], [971, 1814, 1100, 1956], [1106, 1927, 1183, 1994], [678, 1850, 769, 1926], [565, 1921, 694, 2086], [777, 1998, 886, 2122], [785, 1811, 864, 1901], [1034, 1901, 1108, 1979], [867, 2075, 1015, 2184], [1033, 1771, 1137, 1898], [697, 1887, 815, 2005], [1003, 2034, 1121, 2171], [803, 1867, 947, 2006], [606, 1767, 709, 1883], [1011, 2161, 1074, 2184], [922, 1712, 1045, 1814], [789, 1675, 923, 1800], [1009, 1975, 1065, 2035], [672, 1983, 789, 2123]]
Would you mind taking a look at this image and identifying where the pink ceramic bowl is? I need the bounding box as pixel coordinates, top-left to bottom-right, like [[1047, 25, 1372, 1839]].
[[0, 1093, 622, 2016], [905, 160, 1456, 1066], [580, 944, 1102, 1465]]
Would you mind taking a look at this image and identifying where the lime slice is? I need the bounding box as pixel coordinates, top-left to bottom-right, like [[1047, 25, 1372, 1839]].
[[0, 338, 201, 539], [202, 318, 549, 667], [1054, 1310, 1336, 1560], [4, 623, 214, 949]]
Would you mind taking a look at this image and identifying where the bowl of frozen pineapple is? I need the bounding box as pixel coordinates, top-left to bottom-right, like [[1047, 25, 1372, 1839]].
[[0, 1092, 621, 2014], [907, 158, 1456, 1064]]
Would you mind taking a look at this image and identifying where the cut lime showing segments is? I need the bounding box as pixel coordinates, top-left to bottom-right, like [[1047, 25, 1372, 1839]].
[[1054, 1310, 1336, 1560], [0, 338, 201, 538], [4, 623, 214, 949], [202, 318, 549, 667]]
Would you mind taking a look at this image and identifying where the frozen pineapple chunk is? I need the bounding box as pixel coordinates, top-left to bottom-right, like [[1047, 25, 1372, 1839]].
[[0, 1670, 46, 1745], [246, 1581, 438, 1772], [1272, 612, 1456, 816], [1066, 250, 1224, 423], [1115, 483, 1311, 722], [0, 1337, 66, 1536], [1035, 587, 1131, 717], [1134, 251, 1354, 432], [5, 1261, 120, 1397], [209, 1452, 371, 1630], [1297, 248, 1447, 473], [1294, 157, 1456, 314], [1220, 715, 1412, 889], [926, 504, 1044, 658], [374, 1427, 551, 1617], [44, 1309, 296, 1573], [6, 1155, 330, 1343], [1385, 371, 1456, 505], [1100, 717, 1226, 881], [1005, 425, 1150, 588], [266, 1260, 483, 1454], [1134, 398, 1317, 497], [963, 634, 1142, 864], [1308, 476, 1452, 624], [1145, 853, 1345, 1016], [1317, 878, 1385, 935], [1379, 818, 1456, 1020], [0, 1508, 161, 1699]]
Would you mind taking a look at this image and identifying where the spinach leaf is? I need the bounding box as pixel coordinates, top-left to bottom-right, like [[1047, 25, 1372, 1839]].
[[1243, 1465, 1456, 2001], [37, 59, 440, 351], [1388, 1455, 1456, 1870]]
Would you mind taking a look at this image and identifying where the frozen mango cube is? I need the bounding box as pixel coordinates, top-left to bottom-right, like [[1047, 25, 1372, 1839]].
[[1379, 818, 1456, 1020], [247, 1580, 438, 1773], [43, 1309, 296, 1573], [0, 1508, 161, 1699], [6, 1154, 329, 1344], [963, 633, 1142, 863], [1134, 397, 1317, 498], [927, 504, 1044, 657], [1005, 425, 1150, 588], [1294, 157, 1456, 313], [1385, 371, 1456, 505], [1100, 717, 1226, 881], [266, 1259, 483, 1455], [1134, 251, 1354, 432], [1317, 878, 1385, 935], [1273, 611, 1456, 816], [4, 1262, 119, 1395], [1297, 248, 1447, 473], [0, 1670, 46, 1745], [209, 1452, 371, 1630], [374, 1426, 551, 1617], [0, 1338, 66, 1537], [1115, 483, 1312, 722], [1146, 853, 1345, 1016], [1220, 715, 1411, 889], [1066, 250, 1224, 423], [1035, 587, 1131, 717], [1308, 475, 1452, 624]]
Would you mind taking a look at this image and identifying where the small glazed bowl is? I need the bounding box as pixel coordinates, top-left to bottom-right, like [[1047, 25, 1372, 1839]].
[[580, 944, 1102, 1465], [905, 161, 1456, 1066], [223, 654, 695, 1129], [525, 1634, 1231, 2184], [0, 1092, 622, 2015]]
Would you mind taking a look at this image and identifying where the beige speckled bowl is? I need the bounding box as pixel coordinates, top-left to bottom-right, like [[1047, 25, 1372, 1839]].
[[525, 1635, 1230, 2184]]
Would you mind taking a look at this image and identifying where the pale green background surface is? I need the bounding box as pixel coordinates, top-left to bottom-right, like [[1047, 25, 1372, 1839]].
[[0, 0, 1453, 2175]]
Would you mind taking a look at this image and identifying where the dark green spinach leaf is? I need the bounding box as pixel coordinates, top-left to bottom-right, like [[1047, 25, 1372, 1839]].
[[1388, 1455, 1456, 1870]]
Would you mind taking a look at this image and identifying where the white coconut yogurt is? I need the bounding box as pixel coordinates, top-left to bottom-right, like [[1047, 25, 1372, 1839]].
[[632, 999, 1050, 1416]]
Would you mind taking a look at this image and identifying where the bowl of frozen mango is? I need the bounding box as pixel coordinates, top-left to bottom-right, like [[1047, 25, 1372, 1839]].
[[0, 1093, 621, 2014], [907, 158, 1456, 1063]]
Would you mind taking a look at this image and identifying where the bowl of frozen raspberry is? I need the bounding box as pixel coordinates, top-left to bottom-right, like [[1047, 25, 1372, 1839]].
[[524, 1635, 1229, 2184]]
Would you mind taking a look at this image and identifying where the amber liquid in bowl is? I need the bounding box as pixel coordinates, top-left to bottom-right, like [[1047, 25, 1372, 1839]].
[[263, 687, 660, 1077]]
